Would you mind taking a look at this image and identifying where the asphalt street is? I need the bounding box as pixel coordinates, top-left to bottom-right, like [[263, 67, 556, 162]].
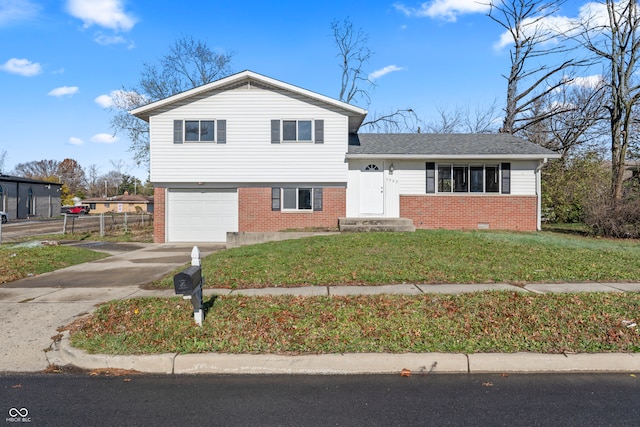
[[3, 373, 640, 426]]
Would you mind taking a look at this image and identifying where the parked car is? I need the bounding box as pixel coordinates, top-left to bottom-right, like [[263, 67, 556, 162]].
[[0, 211, 7, 223], [62, 205, 90, 215]]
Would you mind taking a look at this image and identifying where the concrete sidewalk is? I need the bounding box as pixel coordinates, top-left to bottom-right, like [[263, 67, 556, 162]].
[[1, 241, 640, 374]]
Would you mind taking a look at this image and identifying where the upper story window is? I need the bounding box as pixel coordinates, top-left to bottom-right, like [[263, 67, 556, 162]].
[[271, 119, 324, 144], [427, 163, 509, 194], [173, 119, 226, 144], [185, 120, 214, 142], [283, 120, 312, 142]]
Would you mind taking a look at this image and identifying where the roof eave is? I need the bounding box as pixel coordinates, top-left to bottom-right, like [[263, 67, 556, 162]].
[[345, 153, 562, 160], [130, 70, 368, 121]]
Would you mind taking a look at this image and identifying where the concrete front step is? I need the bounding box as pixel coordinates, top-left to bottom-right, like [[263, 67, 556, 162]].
[[338, 217, 416, 232]]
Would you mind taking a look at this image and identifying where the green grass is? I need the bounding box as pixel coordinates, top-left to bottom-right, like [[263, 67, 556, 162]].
[[24, 223, 154, 243], [151, 230, 640, 288], [70, 292, 640, 355], [0, 244, 108, 284]]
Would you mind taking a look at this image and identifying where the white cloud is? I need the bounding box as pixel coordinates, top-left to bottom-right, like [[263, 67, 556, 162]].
[[95, 94, 114, 108], [394, 0, 489, 22], [94, 32, 128, 46], [68, 137, 83, 145], [369, 65, 405, 81], [66, 0, 136, 32], [0, 57, 42, 76], [568, 75, 604, 89], [91, 133, 119, 144], [48, 86, 79, 97], [0, 0, 41, 26], [493, 2, 612, 50]]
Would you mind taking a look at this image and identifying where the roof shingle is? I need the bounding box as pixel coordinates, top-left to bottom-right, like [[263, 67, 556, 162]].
[[348, 133, 559, 158]]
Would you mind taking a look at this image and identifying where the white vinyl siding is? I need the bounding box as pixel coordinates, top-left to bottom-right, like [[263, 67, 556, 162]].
[[391, 160, 538, 195], [150, 85, 349, 184], [167, 189, 238, 242], [509, 161, 537, 195]]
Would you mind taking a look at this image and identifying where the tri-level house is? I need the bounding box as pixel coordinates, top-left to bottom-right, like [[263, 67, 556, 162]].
[[131, 70, 560, 243]]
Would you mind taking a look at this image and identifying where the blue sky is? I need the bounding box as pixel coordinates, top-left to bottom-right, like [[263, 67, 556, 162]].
[[1, 0, 593, 180]]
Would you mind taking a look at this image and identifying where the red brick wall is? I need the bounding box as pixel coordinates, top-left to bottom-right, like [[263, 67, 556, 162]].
[[153, 187, 166, 243], [400, 195, 538, 231], [239, 187, 346, 231]]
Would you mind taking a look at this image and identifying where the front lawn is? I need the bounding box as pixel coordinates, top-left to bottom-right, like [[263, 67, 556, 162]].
[[0, 244, 108, 284], [153, 230, 640, 288], [70, 292, 640, 355]]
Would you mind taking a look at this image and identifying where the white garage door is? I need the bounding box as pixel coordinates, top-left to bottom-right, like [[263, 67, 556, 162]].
[[167, 189, 238, 242]]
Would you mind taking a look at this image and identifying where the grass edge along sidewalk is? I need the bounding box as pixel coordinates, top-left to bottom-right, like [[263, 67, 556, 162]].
[[151, 230, 640, 289], [69, 291, 640, 356]]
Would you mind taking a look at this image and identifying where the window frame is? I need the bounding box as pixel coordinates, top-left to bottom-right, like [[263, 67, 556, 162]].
[[272, 119, 324, 144], [185, 120, 215, 142], [282, 119, 313, 143], [174, 119, 226, 144], [431, 163, 506, 194], [272, 187, 323, 212]]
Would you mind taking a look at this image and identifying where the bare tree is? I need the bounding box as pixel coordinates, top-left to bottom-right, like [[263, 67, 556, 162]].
[[361, 108, 419, 132], [424, 102, 501, 133], [0, 150, 6, 174], [332, 19, 373, 105], [463, 100, 502, 133], [332, 19, 419, 133], [486, 0, 582, 135], [575, 0, 640, 201], [86, 164, 102, 198], [111, 35, 235, 169], [12, 159, 60, 181], [424, 106, 463, 133]]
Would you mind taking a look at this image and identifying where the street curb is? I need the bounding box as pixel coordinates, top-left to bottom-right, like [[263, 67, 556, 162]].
[[173, 353, 468, 374], [56, 332, 175, 374], [54, 333, 640, 375], [468, 352, 640, 373]]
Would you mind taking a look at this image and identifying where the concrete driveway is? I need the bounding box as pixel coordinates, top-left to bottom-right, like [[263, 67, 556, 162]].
[[0, 242, 223, 372], [2, 242, 223, 289]]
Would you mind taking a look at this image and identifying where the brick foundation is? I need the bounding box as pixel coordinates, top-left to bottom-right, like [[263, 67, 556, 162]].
[[238, 187, 346, 231], [153, 187, 166, 243], [400, 194, 538, 231]]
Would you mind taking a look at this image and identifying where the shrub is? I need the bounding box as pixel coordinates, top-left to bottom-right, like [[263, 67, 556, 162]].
[[584, 191, 640, 238], [542, 152, 610, 223]]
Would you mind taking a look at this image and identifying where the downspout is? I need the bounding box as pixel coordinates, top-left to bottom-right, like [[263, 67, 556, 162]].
[[535, 158, 548, 231]]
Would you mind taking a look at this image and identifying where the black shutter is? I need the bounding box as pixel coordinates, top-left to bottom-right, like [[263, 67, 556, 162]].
[[217, 120, 226, 144], [313, 188, 323, 211], [501, 163, 511, 194], [271, 120, 280, 144], [271, 187, 281, 211], [314, 120, 324, 144], [173, 120, 183, 144], [426, 162, 435, 193]]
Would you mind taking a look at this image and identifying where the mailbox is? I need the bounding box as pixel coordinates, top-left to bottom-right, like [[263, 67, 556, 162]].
[[173, 265, 202, 295]]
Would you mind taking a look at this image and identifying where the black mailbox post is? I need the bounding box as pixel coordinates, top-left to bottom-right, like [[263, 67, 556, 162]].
[[173, 265, 203, 325]]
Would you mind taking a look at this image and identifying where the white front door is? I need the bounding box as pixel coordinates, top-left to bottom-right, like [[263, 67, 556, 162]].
[[360, 163, 384, 215]]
